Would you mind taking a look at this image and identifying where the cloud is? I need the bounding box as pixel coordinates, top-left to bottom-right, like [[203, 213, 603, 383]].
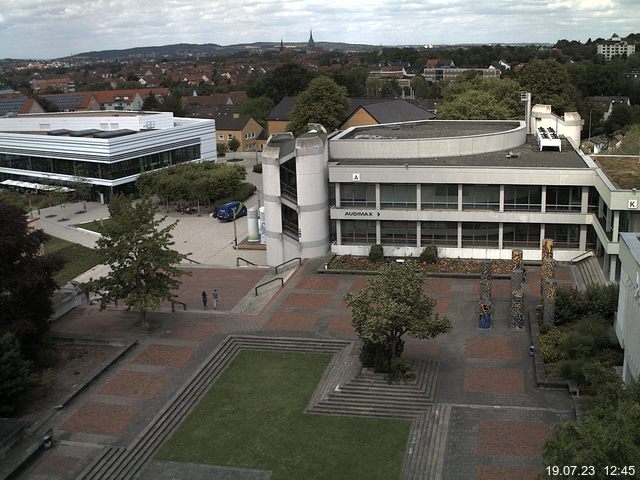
[[0, 0, 638, 58]]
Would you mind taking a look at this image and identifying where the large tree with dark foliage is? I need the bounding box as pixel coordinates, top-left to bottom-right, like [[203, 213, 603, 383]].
[[287, 76, 349, 135], [0, 200, 62, 360], [247, 63, 315, 104]]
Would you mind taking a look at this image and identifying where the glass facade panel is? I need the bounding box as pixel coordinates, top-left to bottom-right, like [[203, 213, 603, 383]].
[[380, 184, 417, 209], [52, 158, 76, 176], [380, 221, 417, 245], [279, 159, 297, 202], [421, 184, 458, 209], [588, 186, 598, 213], [503, 223, 541, 248], [462, 185, 499, 210], [75, 161, 101, 178], [341, 220, 377, 245], [340, 183, 376, 207], [420, 222, 458, 246], [282, 204, 298, 239], [546, 186, 581, 212], [504, 185, 542, 211], [101, 158, 141, 179], [462, 222, 499, 248], [545, 224, 580, 249]]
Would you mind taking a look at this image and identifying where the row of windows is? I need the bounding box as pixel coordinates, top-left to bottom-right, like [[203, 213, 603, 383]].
[[338, 184, 584, 212], [340, 221, 582, 249], [0, 145, 201, 180]]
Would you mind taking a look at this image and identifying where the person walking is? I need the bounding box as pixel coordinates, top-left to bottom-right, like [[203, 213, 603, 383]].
[[212, 289, 220, 310], [201, 291, 208, 310]]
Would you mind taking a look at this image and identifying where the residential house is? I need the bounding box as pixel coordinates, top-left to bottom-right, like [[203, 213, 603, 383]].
[[40, 92, 100, 112], [30, 76, 75, 93], [266, 96, 436, 136], [585, 96, 631, 122], [0, 97, 45, 116], [214, 113, 263, 152], [580, 135, 609, 154]]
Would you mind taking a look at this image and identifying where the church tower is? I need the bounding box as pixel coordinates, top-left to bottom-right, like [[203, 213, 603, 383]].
[[280, 38, 284, 53], [308, 29, 315, 49]]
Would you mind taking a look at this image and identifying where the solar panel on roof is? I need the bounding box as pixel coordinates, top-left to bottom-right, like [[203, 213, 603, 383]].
[[42, 94, 85, 110], [0, 98, 26, 115]]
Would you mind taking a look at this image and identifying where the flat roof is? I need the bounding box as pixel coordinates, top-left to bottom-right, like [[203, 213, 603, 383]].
[[331, 136, 588, 169], [592, 156, 640, 189], [341, 120, 521, 140], [16, 111, 156, 118]]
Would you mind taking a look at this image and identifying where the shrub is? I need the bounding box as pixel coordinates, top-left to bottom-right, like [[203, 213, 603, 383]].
[[558, 358, 586, 384], [216, 142, 227, 157], [252, 163, 263, 174], [212, 182, 257, 210], [538, 327, 568, 363], [368, 244, 384, 262], [584, 284, 619, 321], [420, 245, 438, 264], [555, 287, 585, 325], [387, 358, 416, 384]]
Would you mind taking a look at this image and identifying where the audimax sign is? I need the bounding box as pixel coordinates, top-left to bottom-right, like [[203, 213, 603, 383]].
[[344, 211, 381, 217]]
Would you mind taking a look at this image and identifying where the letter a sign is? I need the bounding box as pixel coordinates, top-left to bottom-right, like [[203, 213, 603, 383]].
[[352, 173, 361, 181]]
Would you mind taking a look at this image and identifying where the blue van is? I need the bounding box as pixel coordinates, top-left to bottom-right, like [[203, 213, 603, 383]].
[[217, 201, 247, 222]]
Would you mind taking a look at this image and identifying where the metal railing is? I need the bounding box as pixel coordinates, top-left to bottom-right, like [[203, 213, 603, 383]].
[[570, 251, 594, 264], [171, 301, 187, 312], [236, 257, 258, 267], [275, 257, 301, 274], [255, 277, 283, 296], [183, 256, 202, 264]]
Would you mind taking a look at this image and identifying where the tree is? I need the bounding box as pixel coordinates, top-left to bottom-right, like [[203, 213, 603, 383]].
[[518, 59, 577, 113], [330, 65, 369, 97], [438, 77, 522, 120], [87, 196, 189, 328], [287, 76, 349, 135], [142, 92, 160, 110], [613, 124, 640, 155], [344, 260, 452, 372], [540, 369, 640, 479], [234, 96, 274, 127], [227, 137, 240, 152], [0, 332, 32, 416], [0, 200, 62, 361], [247, 63, 314, 104]]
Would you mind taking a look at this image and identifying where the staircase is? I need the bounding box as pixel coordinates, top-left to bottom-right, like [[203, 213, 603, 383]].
[[574, 255, 608, 291], [402, 404, 452, 480], [308, 359, 439, 418], [76, 335, 349, 480]]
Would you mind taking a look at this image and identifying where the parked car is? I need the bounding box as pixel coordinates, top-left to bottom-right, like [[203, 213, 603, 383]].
[[216, 201, 247, 222]]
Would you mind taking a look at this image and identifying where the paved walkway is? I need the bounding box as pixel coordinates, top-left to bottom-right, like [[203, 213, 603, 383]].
[[12, 261, 576, 480]]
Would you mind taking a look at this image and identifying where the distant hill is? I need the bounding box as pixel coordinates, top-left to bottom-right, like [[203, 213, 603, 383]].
[[63, 41, 379, 60]]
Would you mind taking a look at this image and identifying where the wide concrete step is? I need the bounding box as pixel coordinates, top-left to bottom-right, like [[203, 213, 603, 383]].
[[310, 404, 422, 419], [331, 387, 432, 401]]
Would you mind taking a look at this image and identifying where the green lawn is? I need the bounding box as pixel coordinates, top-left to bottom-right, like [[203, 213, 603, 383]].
[[43, 236, 102, 285], [75, 219, 108, 235], [157, 350, 411, 480]]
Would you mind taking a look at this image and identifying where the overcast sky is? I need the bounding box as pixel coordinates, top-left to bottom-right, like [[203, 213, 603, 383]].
[[0, 0, 639, 59]]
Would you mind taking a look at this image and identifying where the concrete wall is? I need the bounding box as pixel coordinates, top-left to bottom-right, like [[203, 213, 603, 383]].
[[261, 144, 286, 266], [1, 111, 175, 131], [330, 121, 526, 160], [295, 134, 330, 259], [615, 233, 640, 382]]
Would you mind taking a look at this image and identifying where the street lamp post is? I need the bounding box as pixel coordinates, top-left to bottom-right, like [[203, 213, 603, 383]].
[[232, 208, 238, 249]]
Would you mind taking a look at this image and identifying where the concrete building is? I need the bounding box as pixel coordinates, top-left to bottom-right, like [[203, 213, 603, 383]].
[[261, 106, 640, 280], [615, 232, 640, 383], [597, 34, 636, 61], [0, 111, 216, 201]]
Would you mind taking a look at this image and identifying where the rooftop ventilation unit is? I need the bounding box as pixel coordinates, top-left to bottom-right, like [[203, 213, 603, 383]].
[[536, 127, 561, 151]]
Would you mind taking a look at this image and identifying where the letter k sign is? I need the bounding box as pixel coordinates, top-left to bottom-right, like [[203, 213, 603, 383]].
[[629, 199, 638, 209]]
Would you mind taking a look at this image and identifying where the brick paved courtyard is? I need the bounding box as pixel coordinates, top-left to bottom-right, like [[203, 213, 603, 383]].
[[16, 261, 575, 480]]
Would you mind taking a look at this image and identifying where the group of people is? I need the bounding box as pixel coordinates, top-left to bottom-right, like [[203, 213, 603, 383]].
[[201, 289, 220, 310]]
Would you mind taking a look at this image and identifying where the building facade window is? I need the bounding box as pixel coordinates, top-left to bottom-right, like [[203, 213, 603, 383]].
[[588, 186, 599, 213], [545, 224, 580, 249], [340, 183, 376, 207], [341, 220, 377, 245], [502, 223, 541, 248], [462, 185, 500, 210], [462, 222, 499, 248], [420, 221, 458, 246], [282, 204, 299, 239], [380, 184, 416, 208], [546, 186, 582, 212], [504, 185, 542, 211], [279, 159, 297, 202], [380, 221, 417, 245], [421, 184, 458, 209]]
